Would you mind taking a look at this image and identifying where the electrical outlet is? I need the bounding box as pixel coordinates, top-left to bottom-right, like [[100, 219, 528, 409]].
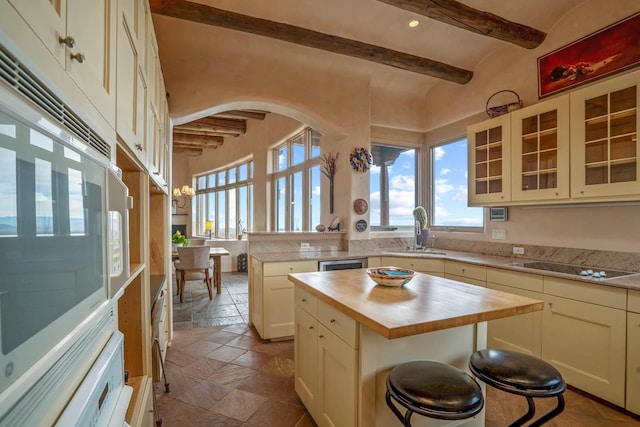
[[513, 247, 525, 255], [492, 229, 506, 240], [300, 242, 310, 249]]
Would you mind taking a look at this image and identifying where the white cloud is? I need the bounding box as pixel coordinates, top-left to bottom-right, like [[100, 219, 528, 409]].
[[370, 164, 381, 175], [390, 174, 415, 191], [433, 146, 445, 160], [312, 185, 320, 196], [435, 178, 454, 195], [440, 168, 451, 176], [452, 186, 468, 201]]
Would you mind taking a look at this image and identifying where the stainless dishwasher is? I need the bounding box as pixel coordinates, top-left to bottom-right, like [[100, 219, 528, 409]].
[[318, 258, 368, 271]]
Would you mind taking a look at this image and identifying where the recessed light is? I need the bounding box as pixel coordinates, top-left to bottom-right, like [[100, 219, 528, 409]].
[[409, 20, 419, 28]]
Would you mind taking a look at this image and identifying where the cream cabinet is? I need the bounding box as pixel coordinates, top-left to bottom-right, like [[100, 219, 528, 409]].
[[5, 0, 117, 126], [380, 256, 444, 277], [116, 0, 147, 163], [486, 268, 543, 357], [294, 288, 357, 427], [542, 277, 627, 406], [511, 96, 570, 202], [570, 70, 640, 200], [250, 259, 317, 340], [467, 114, 511, 205], [626, 289, 640, 415], [444, 260, 486, 287]]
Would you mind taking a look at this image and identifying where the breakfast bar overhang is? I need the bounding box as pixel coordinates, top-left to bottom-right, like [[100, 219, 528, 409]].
[[288, 269, 544, 427]]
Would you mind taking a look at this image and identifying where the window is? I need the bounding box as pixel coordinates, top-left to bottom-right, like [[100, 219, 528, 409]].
[[369, 143, 418, 230], [430, 138, 483, 230], [195, 159, 253, 239], [272, 128, 321, 231]]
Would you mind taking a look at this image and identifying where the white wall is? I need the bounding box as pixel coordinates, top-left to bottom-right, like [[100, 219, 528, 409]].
[[169, 0, 640, 253]]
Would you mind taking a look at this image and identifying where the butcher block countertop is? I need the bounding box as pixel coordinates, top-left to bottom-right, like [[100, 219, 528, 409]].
[[288, 269, 543, 339]]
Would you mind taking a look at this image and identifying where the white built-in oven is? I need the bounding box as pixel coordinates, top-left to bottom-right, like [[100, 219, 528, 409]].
[[0, 47, 129, 425]]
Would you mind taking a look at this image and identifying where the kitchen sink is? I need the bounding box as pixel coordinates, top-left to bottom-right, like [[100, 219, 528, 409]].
[[385, 249, 447, 256]]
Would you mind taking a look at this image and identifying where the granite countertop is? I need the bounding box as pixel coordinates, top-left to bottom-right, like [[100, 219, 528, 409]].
[[288, 269, 543, 339], [252, 249, 640, 290]]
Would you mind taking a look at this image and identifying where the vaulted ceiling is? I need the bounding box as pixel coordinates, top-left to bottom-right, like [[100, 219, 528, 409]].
[[151, 0, 588, 152]]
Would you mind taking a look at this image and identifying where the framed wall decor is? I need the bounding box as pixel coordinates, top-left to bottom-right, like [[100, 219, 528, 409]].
[[537, 11, 640, 98]]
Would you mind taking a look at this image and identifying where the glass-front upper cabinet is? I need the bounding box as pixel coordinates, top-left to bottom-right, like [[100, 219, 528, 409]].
[[570, 70, 640, 200], [511, 96, 570, 202], [468, 114, 511, 206]]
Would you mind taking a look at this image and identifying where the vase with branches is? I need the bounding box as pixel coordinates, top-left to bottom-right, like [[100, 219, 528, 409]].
[[321, 152, 339, 213]]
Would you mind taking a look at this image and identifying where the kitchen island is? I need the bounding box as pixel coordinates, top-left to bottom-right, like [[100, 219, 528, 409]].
[[288, 269, 543, 427]]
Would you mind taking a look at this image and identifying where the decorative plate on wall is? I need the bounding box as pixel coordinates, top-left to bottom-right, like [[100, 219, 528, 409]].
[[353, 198, 368, 215], [355, 219, 368, 232], [349, 147, 373, 173]]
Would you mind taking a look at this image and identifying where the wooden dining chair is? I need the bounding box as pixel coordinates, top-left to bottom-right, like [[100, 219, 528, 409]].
[[174, 246, 213, 303]]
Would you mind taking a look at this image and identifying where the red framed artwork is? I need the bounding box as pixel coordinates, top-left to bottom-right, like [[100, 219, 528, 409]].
[[537, 12, 640, 98]]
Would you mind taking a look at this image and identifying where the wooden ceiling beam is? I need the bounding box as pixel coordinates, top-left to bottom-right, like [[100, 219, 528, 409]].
[[173, 146, 204, 156], [215, 110, 268, 120], [376, 0, 546, 49], [149, 0, 473, 84], [173, 133, 225, 147], [195, 116, 247, 131], [173, 130, 225, 142], [174, 122, 245, 136]]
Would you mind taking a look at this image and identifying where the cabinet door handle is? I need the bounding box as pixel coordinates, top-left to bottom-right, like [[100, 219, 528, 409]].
[[70, 53, 86, 63], [58, 36, 76, 48]]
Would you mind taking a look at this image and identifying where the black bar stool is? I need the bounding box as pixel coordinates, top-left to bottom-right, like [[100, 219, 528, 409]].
[[469, 348, 566, 427], [385, 360, 484, 426]]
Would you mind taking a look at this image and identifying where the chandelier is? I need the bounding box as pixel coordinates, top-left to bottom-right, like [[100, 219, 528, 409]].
[[172, 185, 195, 209]]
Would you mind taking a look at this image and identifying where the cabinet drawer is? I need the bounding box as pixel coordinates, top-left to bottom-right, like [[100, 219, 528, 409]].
[[318, 300, 357, 349], [445, 261, 486, 281], [487, 268, 543, 292], [445, 274, 486, 287], [544, 277, 627, 309], [295, 286, 318, 317], [263, 260, 317, 276], [629, 289, 640, 313], [381, 256, 444, 274]]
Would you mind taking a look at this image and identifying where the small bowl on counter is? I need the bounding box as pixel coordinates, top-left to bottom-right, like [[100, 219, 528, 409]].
[[366, 267, 415, 287]]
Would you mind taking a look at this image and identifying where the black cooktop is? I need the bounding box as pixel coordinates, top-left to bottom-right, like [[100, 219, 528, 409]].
[[520, 261, 633, 279]]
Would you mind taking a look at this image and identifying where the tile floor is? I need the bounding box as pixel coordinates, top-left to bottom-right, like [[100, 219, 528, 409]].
[[155, 272, 640, 427]]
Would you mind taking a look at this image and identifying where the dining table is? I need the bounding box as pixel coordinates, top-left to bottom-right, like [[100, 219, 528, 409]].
[[171, 247, 230, 294]]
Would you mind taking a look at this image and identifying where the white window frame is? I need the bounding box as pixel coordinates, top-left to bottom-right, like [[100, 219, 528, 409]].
[[429, 137, 484, 232], [194, 158, 253, 239], [271, 128, 321, 231]]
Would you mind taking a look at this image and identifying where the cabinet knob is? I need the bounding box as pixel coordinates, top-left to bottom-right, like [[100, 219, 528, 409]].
[[135, 144, 143, 151], [58, 35, 76, 48], [319, 334, 324, 339], [330, 319, 336, 323], [548, 302, 553, 308], [461, 269, 465, 273], [309, 326, 314, 330], [70, 52, 85, 63], [301, 298, 307, 302]]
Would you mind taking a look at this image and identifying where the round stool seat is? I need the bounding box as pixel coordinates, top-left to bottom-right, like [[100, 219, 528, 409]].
[[470, 349, 566, 397], [386, 361, 484, 421]]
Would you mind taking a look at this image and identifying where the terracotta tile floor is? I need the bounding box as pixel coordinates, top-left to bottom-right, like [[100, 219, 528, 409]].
[[155, 272, 640, 426]]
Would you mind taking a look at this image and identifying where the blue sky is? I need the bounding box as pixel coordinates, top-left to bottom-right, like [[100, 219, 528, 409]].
[[369, 140, 483, 228]]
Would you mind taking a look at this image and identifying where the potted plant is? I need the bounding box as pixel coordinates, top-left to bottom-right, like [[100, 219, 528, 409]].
[[172, 230, 188, 251]]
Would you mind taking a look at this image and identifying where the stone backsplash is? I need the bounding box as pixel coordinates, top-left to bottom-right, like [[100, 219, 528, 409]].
[[248, 233, 640, 272], [348, 236, 640, 272]]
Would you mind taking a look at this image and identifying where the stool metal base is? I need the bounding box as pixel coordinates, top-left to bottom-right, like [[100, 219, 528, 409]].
[[470, 349, 566, 427]]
